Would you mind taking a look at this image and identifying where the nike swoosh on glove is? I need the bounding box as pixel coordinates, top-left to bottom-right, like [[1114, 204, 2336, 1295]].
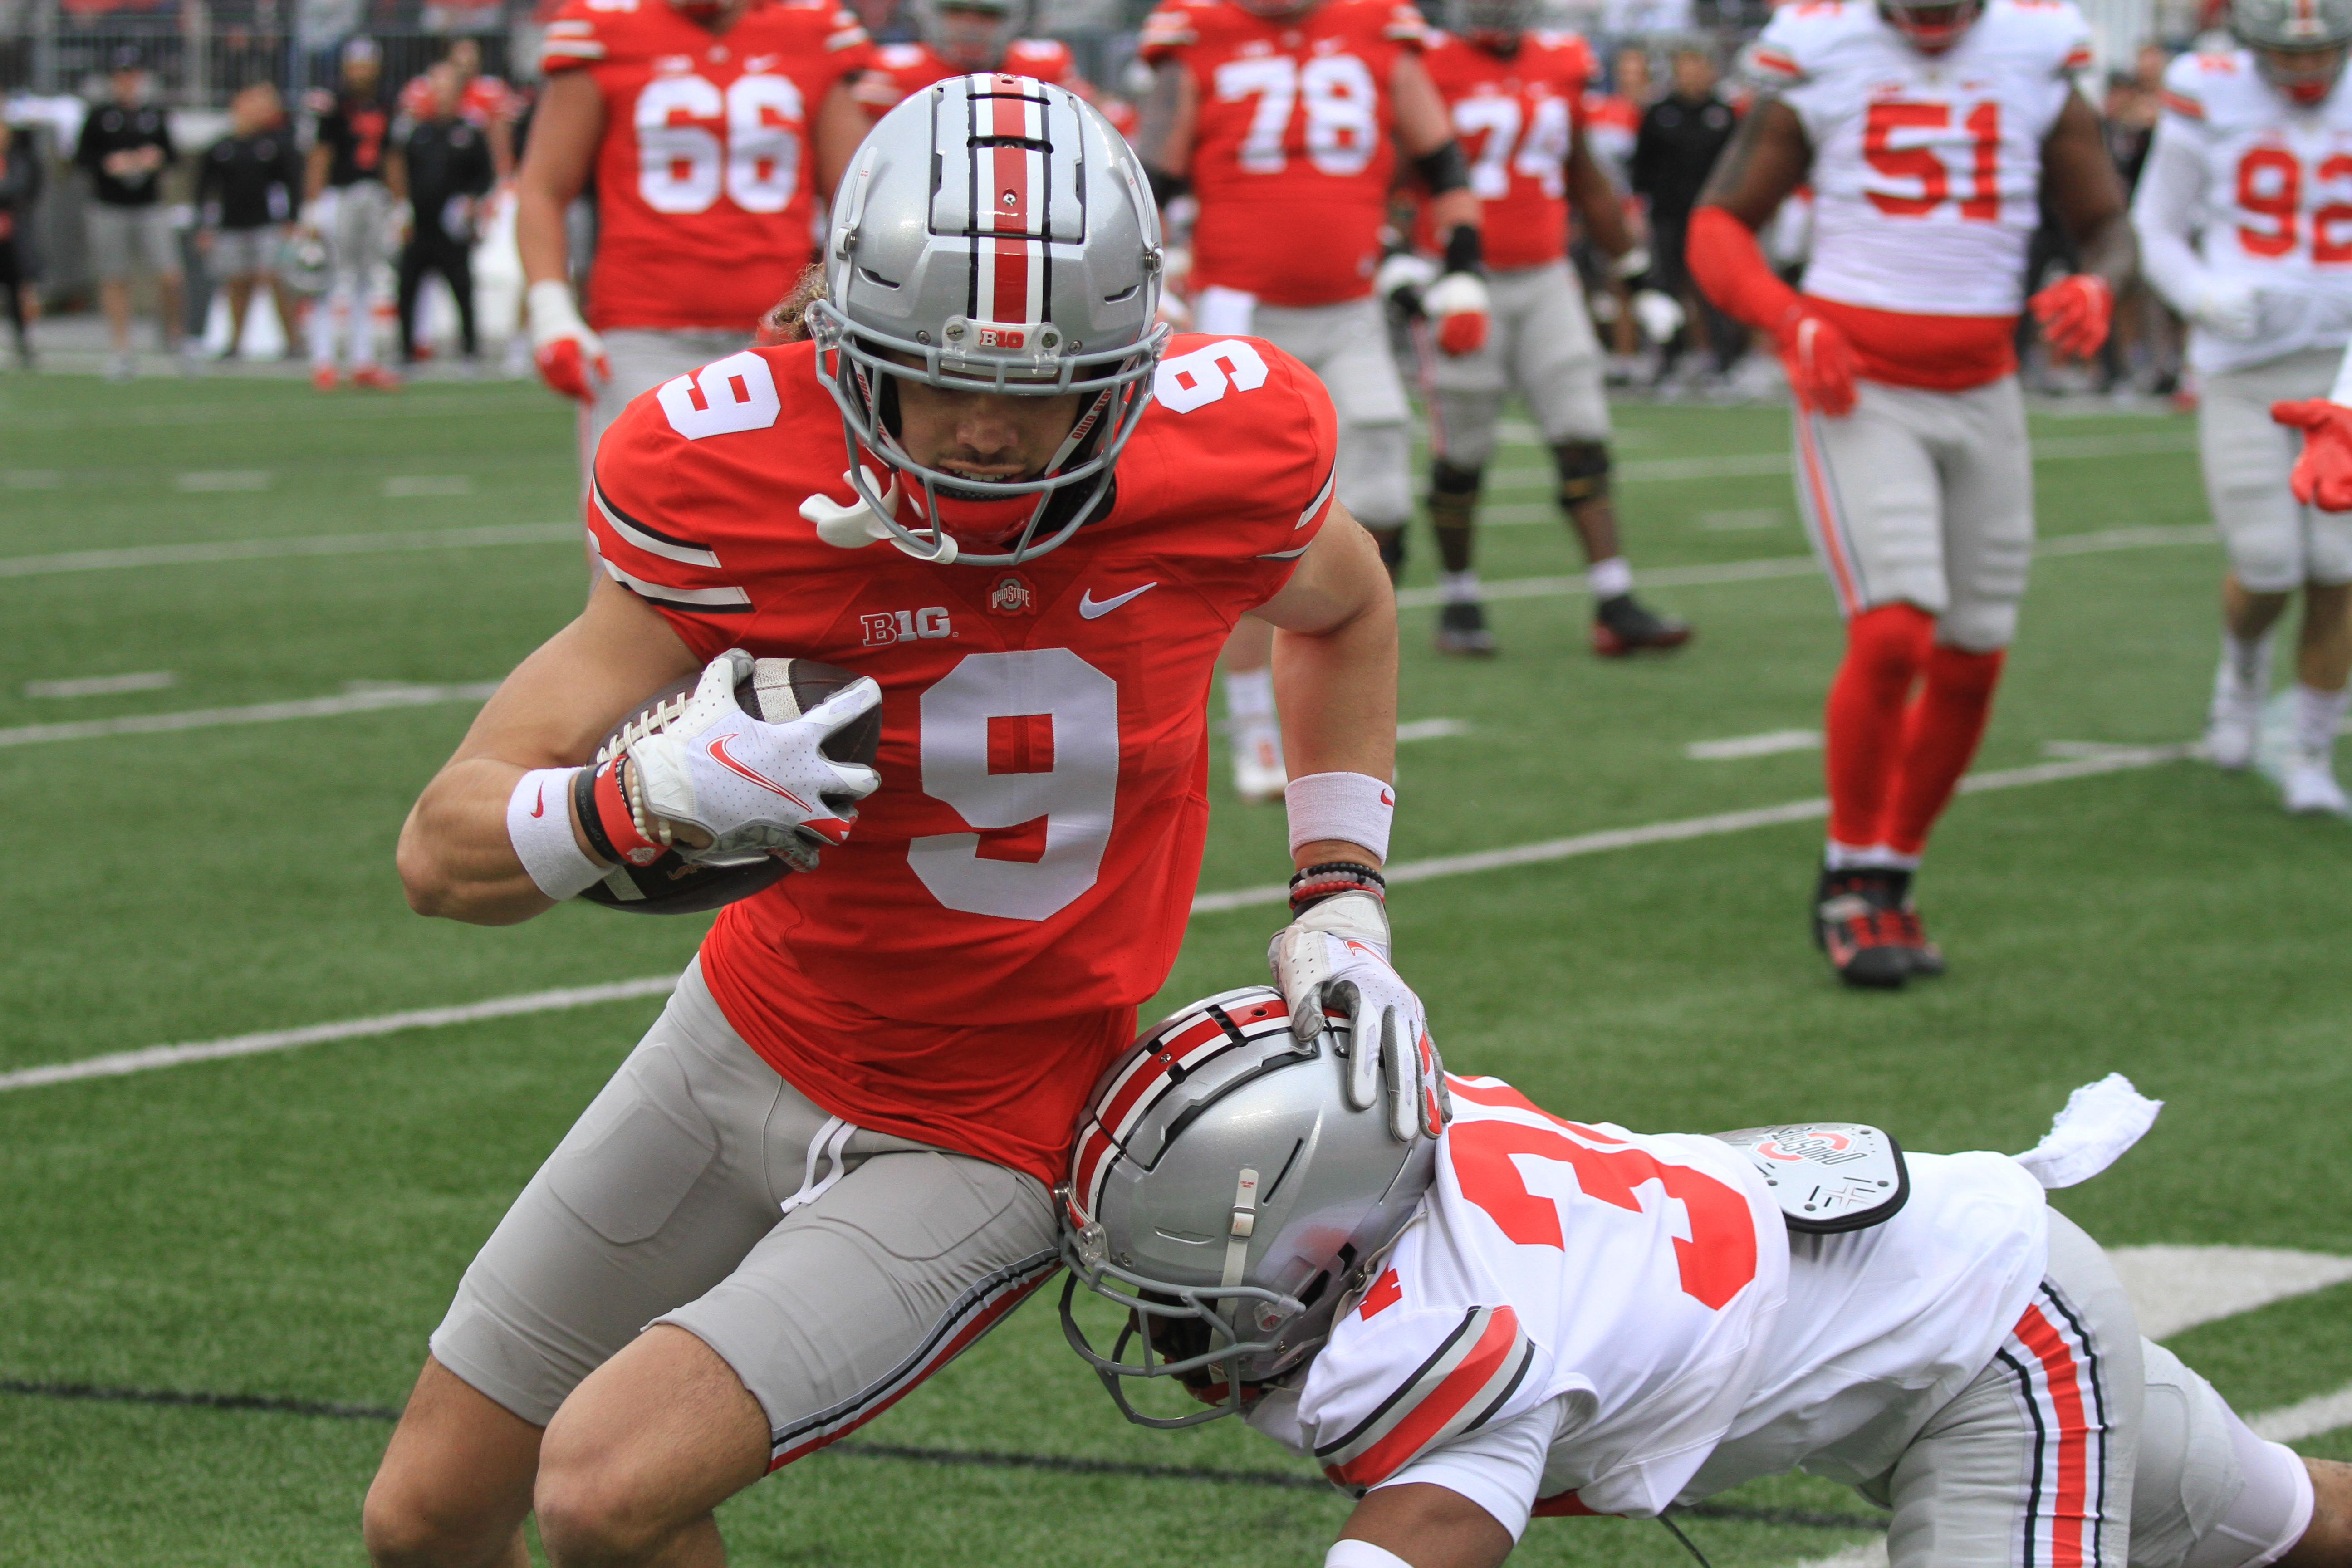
[[2272, 398, 2352, 511], [1424, 271, 1490, 357], [1773, 309, 1859, 417], [2029, 274, 2113, 359], [527, 279, 609, 404], [1268, 890, 1444, 1142], [628, 651, 882, 866]]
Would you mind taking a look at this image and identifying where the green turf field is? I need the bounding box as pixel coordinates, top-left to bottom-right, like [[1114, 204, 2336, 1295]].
[[2, 373, 2347, 1567]]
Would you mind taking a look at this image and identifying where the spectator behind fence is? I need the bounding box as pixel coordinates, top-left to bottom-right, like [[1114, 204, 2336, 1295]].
[[303, 35, 401, 391], [0, 118, 39, 369], [398, 38, 519, 181], [197, 83, 304, 361], [396, 63, 493, 368], [75, 46, 187, 380], [1633, 41, 1740, 379]]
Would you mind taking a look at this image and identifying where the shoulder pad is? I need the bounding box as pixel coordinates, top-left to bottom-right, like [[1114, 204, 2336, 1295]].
[[540, 10, 610, 66], [1137, 1, 1203, 57], [1382, 0, 1431, 44], [1711, 1123, 1909, 1234]]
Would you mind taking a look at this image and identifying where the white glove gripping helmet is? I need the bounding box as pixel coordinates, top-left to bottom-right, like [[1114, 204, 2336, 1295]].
[[2234, 0, 2352, 103], [807, 74, 1172, 568], [1058, 987, 1442, 1429], [915, 0, 1028, 71]]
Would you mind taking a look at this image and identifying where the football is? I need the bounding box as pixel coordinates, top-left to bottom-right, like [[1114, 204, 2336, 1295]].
[[578, 657, 882, 914]]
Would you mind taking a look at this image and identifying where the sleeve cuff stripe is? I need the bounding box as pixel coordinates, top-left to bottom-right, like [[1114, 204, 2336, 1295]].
[[1296, 465, 1338, 531], [592, 473, 724, 566], [2159, 89, 2205, 119], [597, 557, 753, 611], [541, 42, 605, 59]]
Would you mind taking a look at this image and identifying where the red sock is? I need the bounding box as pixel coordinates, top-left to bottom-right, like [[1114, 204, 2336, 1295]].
[[1882, 644, 2006, 857], [1824, 604, 1936, 849]]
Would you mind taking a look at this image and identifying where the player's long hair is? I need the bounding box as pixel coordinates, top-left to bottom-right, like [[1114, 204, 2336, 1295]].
[[762, 264, 828, 344]]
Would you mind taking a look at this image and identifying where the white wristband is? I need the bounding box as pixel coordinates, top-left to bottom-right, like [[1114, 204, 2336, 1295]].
[[1326, 1540, 1416, 1568], [506, 767, 608, 900], [1285, 771, 1394, 860]]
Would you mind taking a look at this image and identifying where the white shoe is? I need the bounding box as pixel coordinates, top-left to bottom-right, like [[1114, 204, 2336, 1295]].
[[1232, 724, 1287, 804], [2282, 757, 2349, 815], [104, 351, 137, 383], [2204, 682, 2264, 770]]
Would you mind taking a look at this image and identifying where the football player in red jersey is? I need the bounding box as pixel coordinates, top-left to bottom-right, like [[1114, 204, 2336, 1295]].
[[1133, 0, 1485, 800], [1405, 0, 1690, 658], [365, 78, 1434, 1568], [399, 38, 519, 181], [851, 0, 1094, 116], [518, 0, 874, 476], [1688, 0, 2135, 988]]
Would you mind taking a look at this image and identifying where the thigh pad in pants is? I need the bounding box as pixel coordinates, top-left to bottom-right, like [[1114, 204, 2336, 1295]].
[[428, 959, 1058, 1461], [2199, 349, 2352, 592], [585, 328, 750, 477], [1257, 296, 1412, 527]]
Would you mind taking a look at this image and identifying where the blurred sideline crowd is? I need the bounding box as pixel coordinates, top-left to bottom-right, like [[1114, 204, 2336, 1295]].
[[0, 0, 2225, 401]]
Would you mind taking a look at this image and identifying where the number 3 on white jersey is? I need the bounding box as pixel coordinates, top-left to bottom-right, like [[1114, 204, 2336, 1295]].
[[637, 74, 803, 216], [911, 649, 1121, 921]]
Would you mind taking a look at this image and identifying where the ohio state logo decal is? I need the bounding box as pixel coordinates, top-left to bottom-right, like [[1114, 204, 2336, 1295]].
[[987, 573, 1036, 616]]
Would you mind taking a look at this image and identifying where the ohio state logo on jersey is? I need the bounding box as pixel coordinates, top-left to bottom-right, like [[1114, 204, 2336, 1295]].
[[988, 573, 1037, 614]]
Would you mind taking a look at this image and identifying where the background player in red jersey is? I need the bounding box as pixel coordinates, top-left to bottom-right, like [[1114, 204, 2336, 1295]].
[[1403, 0, 1691, 658], [363, 78, 1431, 1568], [1132, 0, 1485, 801], [399, 37, 519, 181], [518, 0, 873, 475], [1688, 0, 2134, 989], [850, 0, 1093, 116]]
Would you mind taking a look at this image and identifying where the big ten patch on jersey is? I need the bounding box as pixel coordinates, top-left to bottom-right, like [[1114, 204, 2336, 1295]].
[[539, 0, 870, 333], [1753, 0, 2091, 318], [2162, 48, 2352, 287], [1418, 30, 1592, 270], [1140, 0, 1428, 304], [580, 336, 1334, 1008], [1297, 1073, 1786, 1507]]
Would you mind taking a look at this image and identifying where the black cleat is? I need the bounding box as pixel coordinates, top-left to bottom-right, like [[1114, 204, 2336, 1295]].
[[1592, 593, 1693, 657], [1812, 868, 1913, 989], [1435, 599, 1498, 657], [1889, 889, 1945, 978]]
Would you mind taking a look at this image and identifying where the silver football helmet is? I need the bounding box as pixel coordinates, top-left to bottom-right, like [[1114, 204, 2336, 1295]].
[[2235, 0, 2352, 103], [1445, 0, 1539, 39], [807, 74, 1170, 568], [1058, 986, 1443, 1428], [916, 0, 1027, 71]]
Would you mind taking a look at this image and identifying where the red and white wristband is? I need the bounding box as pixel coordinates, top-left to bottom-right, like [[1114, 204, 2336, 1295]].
[[1284, 770, 1394, 862], [505, 766, 608, 901]]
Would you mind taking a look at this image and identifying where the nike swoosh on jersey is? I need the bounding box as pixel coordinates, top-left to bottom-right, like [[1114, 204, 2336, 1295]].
[[706, 734, 814, 812], [1078, 582, 1158, 619]]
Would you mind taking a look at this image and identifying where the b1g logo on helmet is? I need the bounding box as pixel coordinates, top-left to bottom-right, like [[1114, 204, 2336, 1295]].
[[976, 326, 1028, 349], [988, 573, 1036, 616]]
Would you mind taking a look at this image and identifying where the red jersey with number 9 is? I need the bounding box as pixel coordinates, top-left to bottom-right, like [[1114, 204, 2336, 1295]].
[[1417, 29, 1592, 271], [583, 334, 1337, 1183], [1140, 0, 1429, 305], [539, 0, 871, 332]]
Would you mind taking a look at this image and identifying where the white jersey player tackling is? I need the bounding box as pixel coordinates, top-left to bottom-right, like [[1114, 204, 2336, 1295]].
[[1688, 0, 2135, 988], [1060, 986, 2352, 1568], [2136, 0, 2352, 815]]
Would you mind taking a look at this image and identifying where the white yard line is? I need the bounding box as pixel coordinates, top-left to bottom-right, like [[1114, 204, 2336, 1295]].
[[0, 523, 577, 579], [0, 742, 2194, 1093], [2251, 1383, 2352, 1444], [24, 671, 177, 699], [2110, 1246, 2352, 1340], [174, 471, 271, 493], [0, 682, 498, 748], [1687, 730, 1821, 760], [1396, 718, 1470, 743], [0, 979, 680, 1092]]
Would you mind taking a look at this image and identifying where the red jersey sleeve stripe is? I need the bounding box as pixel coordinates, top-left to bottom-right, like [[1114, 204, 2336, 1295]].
[[1295, 464, 1337, 532], [2158, 89, 2205, 119], [1318, 1306, 1533, 1488], [593, 554, 754, 613], [1748, 46, 1801, 78], [591, 474, 724, 566]]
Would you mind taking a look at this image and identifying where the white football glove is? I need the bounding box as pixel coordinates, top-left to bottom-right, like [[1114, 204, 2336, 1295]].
[[1375, 251, 1439, 312], [1268, 891, 1441, 1142], [626, 651, 882, 867], [2190, 279, 2261, 342], [1423, 270, 1492, 356], [527, 278, 609, 403], [1632, 287, 1686, 343]]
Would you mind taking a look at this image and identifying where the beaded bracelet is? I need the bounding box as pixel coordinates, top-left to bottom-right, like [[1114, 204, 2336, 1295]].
[[1288, 860, 1387, 916]]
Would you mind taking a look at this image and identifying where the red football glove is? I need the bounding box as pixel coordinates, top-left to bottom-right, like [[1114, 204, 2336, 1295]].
[[2029, 274, 2113, 360], [2272, 398, 2352, 512], [1424, 272, 1491, 358], [534, 337, 609, 403], [1772, 309, 1859, 417], [525, 280, 609, 405]]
